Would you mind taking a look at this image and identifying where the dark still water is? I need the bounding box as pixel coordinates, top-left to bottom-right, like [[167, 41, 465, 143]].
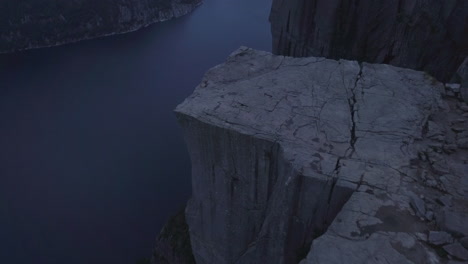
[[0, 1, 272, 263]]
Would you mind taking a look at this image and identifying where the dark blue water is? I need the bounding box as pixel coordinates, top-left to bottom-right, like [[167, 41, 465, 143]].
[[0, 1, 272, 263]]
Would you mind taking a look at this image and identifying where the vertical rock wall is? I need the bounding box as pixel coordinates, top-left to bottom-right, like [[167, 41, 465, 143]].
[[175, 114, 353, 263], [270, 0, 468, 82]]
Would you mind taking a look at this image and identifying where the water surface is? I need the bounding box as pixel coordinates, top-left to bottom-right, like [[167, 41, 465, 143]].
[[0, 1, 272, 263]]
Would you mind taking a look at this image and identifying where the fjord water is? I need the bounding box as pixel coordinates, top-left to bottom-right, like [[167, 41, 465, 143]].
[[0, 0, 272, 263]]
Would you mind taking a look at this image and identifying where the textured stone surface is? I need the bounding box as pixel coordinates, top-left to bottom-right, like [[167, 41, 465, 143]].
[[176, 47, 468, 263], [437, 207, 468, 237], [409, 193, 426, 218], [461, 237, 468, 250], [444, 243, 468, 261], [269, 0, 468, 82], [0, 0, 201, 53], [428, 231, 454, 246], [458, 58, 468, 103]]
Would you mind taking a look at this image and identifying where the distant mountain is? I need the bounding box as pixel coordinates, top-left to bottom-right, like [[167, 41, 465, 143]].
[[0, 0, 201, 53]]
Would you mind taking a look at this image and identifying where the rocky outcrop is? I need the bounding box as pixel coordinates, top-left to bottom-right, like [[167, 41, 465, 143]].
[[176, 47, 468, 263], [457, 58, 468, 103], [0, 0, 201, 53], [151, 209, 195, 264], [269, 0, 468, 82]]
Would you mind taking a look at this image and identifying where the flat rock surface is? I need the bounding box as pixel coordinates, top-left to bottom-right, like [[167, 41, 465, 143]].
[[428, 231, 454, 246], [176, 47, 468, 263]]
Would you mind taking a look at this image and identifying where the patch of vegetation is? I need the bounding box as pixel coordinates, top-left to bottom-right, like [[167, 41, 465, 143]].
[[154, 208, 196, 263], [135, 258, 151, 264], [296, 241, 312, 263]]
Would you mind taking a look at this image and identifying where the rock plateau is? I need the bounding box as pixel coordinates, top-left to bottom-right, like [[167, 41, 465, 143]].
[[175, 47, 468, 264]]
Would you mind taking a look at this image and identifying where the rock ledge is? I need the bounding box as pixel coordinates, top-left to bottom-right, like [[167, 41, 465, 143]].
[[176, 47, 468, 264]]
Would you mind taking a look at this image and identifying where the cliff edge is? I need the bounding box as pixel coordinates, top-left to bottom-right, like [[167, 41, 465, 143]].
[[175, 47, 468, 263]]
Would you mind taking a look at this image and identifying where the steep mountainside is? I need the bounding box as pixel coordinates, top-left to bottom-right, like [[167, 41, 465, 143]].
[[0, 0, 201, 53], [176, 47, 468, 263], [270, 0, 468, 82]]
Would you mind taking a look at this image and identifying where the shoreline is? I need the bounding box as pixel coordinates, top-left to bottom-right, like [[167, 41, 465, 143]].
[[0, 2, 202, 55]]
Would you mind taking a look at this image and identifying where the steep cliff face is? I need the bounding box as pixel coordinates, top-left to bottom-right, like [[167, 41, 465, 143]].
[[270, 0, 468, 82], [0, 0, 201, 53], [176, 47, 468, 263]]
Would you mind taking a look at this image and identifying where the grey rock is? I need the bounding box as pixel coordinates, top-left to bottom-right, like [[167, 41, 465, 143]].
[[448, 261, 468, 264], [176, 47, 468, 264], [457, 131, 468, 149], [428, 231, 454, 246], [409, 193, 426, 218], [443, 144, 458, 154], [457, 58, 468, 103], [437, 195, 453, 207], [461, 237, 468, 250], [415, 233, 428, 242], [426, 121, 445, 141], [459, 103, 468, 112], [270, 0, 467, 82], [437, 208, 468, 237], [425, 179, 438, 188], [444, 243, 468, 261], [439, 176, 451, 191], [446, 83, 461, 93], [425, 211, 434, 221]]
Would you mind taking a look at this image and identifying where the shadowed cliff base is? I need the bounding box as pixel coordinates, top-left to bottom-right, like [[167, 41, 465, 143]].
[[152, 208, 196, 264], [270, 0, 468, 83]]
